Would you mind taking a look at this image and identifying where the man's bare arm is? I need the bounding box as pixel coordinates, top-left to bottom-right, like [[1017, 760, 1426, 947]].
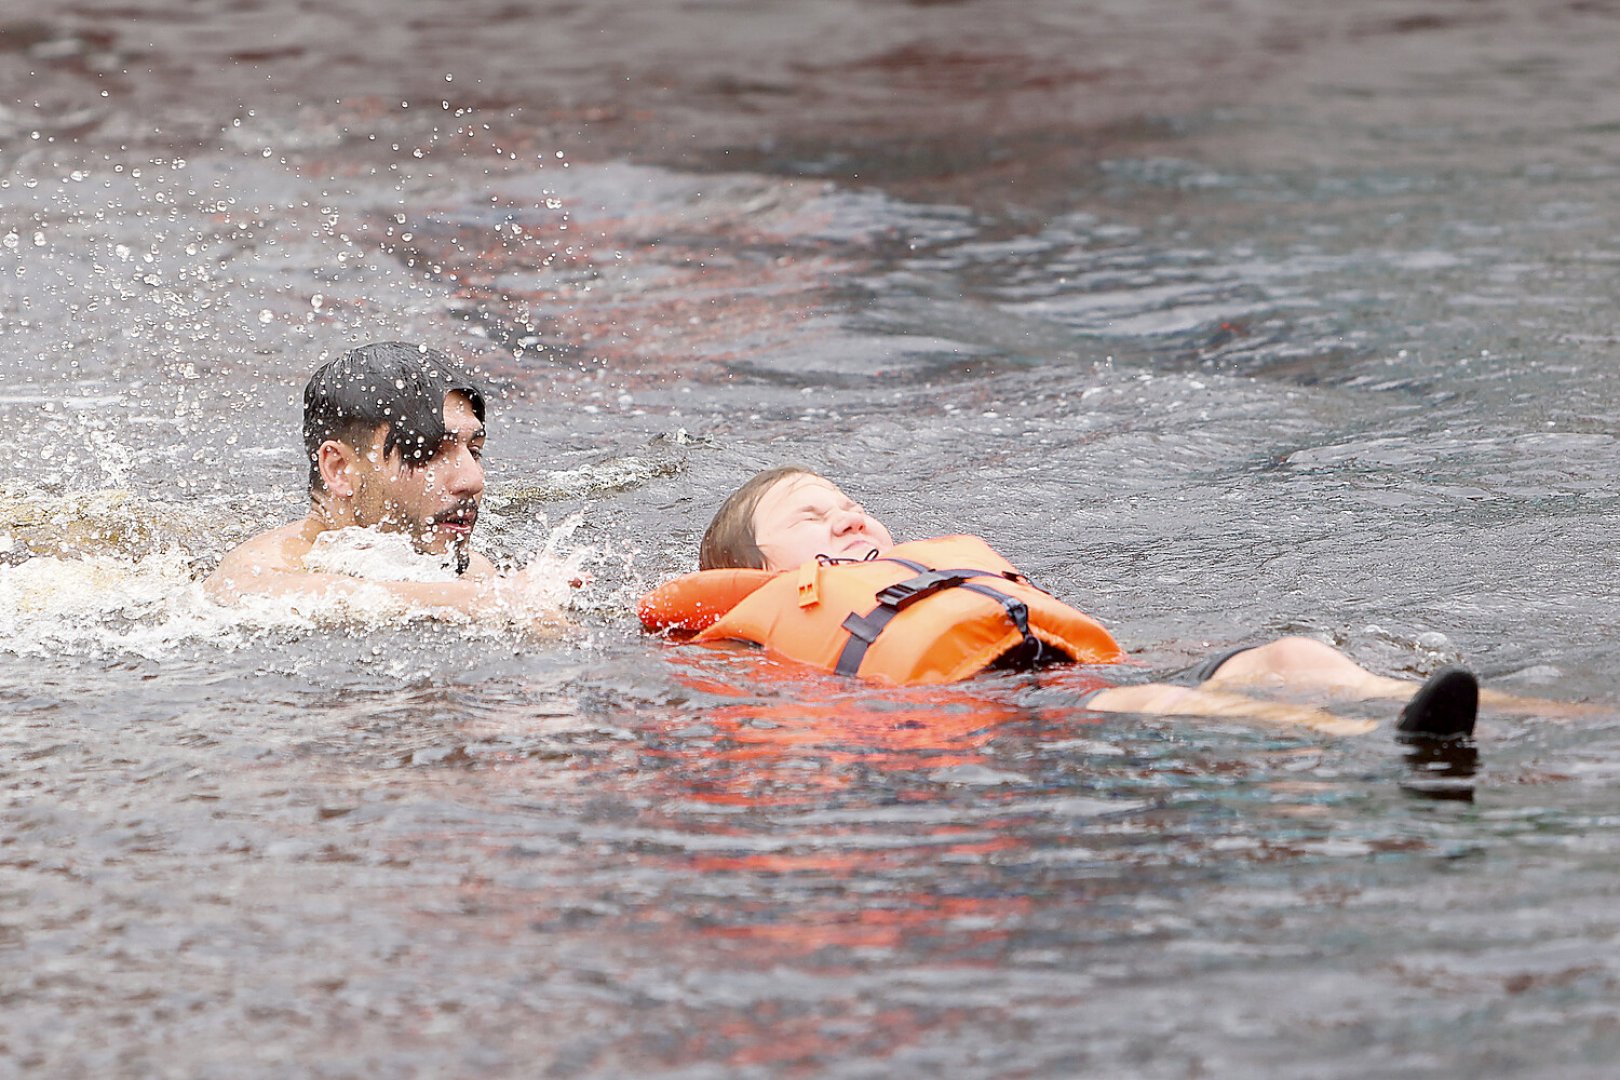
[[208, 564, 499, 613], [205, 521, 510, 616]]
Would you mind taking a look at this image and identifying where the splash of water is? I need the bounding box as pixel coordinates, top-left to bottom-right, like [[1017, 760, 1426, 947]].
[[302, 526, 462, 582], [0, 503, 603, 659]]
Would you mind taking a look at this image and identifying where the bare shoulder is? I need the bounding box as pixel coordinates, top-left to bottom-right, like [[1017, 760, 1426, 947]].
[[205, 521, 315, 597]]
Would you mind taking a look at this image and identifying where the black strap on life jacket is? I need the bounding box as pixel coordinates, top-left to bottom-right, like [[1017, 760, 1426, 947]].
[[833, 562, 1043, 678]]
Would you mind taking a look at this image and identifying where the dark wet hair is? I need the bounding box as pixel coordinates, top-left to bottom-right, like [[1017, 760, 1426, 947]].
[[303, 341, 486, 493], [698, 465, 817, 570]]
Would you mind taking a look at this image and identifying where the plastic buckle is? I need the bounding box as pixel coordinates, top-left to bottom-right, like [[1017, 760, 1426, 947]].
[[874, 570, 969, 610]]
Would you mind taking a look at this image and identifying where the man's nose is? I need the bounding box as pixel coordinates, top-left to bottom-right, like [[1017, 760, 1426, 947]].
[[446, 447, 484, 497], [831, 509, 863, 533]]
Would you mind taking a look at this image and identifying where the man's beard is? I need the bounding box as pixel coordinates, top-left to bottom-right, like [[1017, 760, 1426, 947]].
[[410, 522, 472, 576], [422, 501, 479, 574]]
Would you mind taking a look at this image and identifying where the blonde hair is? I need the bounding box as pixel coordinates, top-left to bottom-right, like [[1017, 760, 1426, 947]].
[[698, 465, 817, 570]]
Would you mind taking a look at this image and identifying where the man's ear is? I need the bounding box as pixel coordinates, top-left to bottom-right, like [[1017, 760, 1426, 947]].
[[316, 440, 359, 498]]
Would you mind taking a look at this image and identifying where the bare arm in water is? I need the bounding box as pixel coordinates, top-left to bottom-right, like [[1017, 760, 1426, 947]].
[[205, 519, 540, 618]]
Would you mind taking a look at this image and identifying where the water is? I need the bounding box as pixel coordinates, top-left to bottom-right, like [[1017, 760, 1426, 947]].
[[6, 1, 1620, 1075]]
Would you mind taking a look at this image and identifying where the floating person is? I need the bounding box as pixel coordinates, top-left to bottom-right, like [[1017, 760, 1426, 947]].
[[639, 465, 1546, 740], [207, 341, 549, 615]]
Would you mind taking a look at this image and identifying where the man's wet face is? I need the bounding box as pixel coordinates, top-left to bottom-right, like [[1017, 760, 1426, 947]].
[[350, 392, 485, 561], [751, 473, 894, 571]]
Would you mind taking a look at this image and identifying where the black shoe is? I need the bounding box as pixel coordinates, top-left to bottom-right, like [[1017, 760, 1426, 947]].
[[1396, 666, 1478, 741]]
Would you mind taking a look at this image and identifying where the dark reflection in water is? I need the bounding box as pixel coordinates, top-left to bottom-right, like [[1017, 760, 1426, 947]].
[[1399, 737, 1482, 802], [8, 0, 1620, 1076]]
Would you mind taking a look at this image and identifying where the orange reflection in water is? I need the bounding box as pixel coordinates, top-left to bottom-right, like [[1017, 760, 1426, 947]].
[[642, 645, 1045, 799], [620, 646, 1112, 961]]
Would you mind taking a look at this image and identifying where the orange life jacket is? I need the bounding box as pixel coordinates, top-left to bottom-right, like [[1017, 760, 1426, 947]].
[[637, 535, 1124, 686]]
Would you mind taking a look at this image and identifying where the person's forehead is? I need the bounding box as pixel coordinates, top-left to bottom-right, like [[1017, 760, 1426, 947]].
[[443, 392, 484, 431], [759, 474, 846, 514]]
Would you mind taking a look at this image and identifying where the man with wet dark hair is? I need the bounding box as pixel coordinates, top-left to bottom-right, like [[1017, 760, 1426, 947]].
[[208, 341, 537, 614], [301, 341, 486, 509]]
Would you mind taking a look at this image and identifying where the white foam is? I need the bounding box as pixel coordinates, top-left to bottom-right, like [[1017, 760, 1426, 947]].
[[0, 514, 605, 659], [0, 550, 266, 659], [302, 526, 463, 582]]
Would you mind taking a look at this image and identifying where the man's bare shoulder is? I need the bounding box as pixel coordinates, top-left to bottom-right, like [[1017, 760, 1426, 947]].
[[206, 520, 317, 597]]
